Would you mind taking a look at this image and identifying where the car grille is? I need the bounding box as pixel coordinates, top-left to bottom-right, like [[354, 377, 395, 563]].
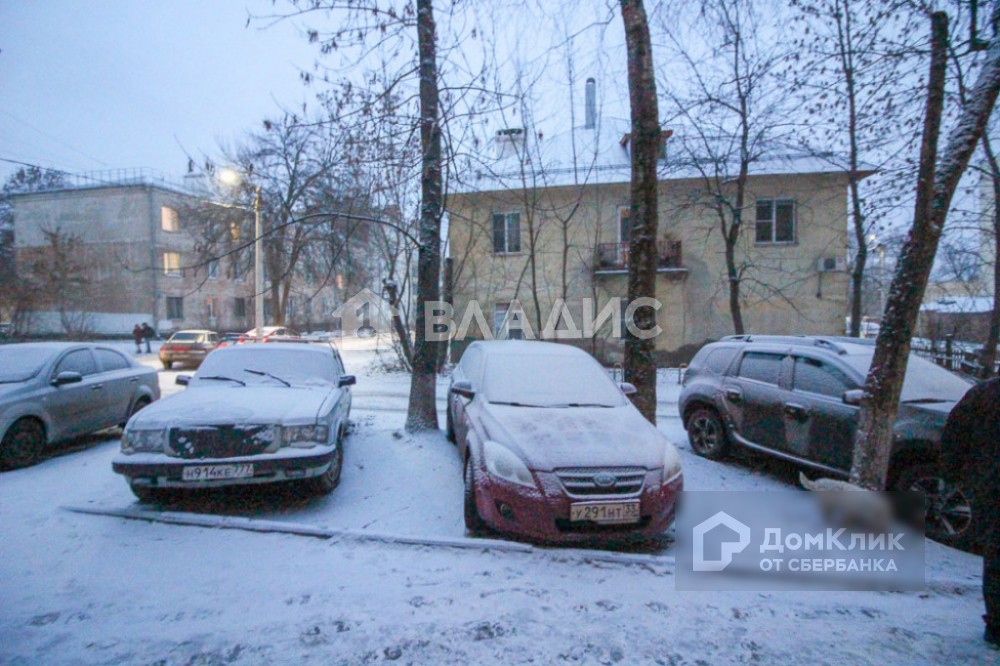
[[554, 467, 646, 497], [166, 425, 276, 459]]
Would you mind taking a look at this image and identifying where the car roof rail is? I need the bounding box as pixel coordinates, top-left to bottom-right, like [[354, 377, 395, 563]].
[[718, 334, 850, 355]]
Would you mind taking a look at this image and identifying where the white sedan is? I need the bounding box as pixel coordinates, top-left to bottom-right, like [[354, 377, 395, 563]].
[[113, 343, 354, 502]]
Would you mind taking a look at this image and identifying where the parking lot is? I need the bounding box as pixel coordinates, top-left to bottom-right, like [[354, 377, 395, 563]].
[[0, 336, 992, 665]]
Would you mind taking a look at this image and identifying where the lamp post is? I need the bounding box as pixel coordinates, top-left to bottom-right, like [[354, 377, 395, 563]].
[[253, 185, 264, 335], [219, 169, 265, 335]]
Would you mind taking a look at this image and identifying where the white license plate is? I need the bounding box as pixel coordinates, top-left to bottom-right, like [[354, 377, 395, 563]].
[[569, 501, 641, 524], [181, 464, 254, 481]]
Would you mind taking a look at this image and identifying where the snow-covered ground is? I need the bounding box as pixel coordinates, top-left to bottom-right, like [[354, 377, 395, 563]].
[[0, 337, 992, 664]]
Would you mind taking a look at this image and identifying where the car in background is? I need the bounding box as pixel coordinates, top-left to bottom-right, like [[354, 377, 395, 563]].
[[113, 343, 355, 502], [159, 330, 220, 369], [236, 326, 304, 344], [0, 343, 159, 469], [679, 335, 974, 544], [302, 331, 336, 343], [214, 332, 244, 349], [447, 341, 683, 544]]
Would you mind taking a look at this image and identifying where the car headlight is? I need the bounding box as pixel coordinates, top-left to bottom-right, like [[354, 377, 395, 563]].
[[122, 428, 166, 454], [282, 424, 329, 448], [662, 441, 682, 484], [483, 440, 535, 488]]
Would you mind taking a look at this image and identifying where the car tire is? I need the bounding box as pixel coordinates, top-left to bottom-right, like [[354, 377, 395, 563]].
[[0, 418, 45, 470], [304, 443, 343, 495], [119, 396, 151, 429], [129, 483, 167, 504], [686, 407, 729, 460], [464, 457, 487, 534], [892, 461, 975, 548], [446, 404, 456, 443], [162, 360, 173, 369]]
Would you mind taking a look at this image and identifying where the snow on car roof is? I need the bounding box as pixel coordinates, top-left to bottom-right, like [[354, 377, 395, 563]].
[[474, 340, 588, 357]]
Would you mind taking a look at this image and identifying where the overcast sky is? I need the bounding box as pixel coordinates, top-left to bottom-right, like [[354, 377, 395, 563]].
[[0, 0, 319, 183]]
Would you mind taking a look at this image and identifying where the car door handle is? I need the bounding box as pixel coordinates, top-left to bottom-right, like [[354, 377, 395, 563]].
[[784, 403, 809, 420], [91, 384, 104, 391], [725, 388, 742, 403], [129, 377, 139, 383]]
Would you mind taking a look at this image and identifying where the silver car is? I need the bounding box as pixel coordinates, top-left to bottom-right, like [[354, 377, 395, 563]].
[[112, 343, 354, 502], [0, 342, 160, 469]]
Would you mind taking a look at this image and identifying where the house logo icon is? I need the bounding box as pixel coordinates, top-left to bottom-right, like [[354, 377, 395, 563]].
[[329, 288, 398, 336], [692, 511, 752, 572]]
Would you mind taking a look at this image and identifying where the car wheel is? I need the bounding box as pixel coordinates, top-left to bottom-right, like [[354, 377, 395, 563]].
[[119, 396, 151, 429], [446, 404, 456, 443], [464, 456, 486, 534], [162, 360, 173, 369], [0, 418, 46, 470], [686, 407, 729, 460], [893, 462, 975, 547], [129, 484, 169, 504], [305, 444, 343, 495]]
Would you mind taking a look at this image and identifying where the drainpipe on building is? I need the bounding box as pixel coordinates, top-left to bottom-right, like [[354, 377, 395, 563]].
[[148, 188, 158, 333]]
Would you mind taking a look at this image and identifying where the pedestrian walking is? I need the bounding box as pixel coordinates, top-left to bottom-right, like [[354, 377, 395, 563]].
[[940, 376, 1000, 649], [141, 323, 154, 353], [132, 324, 143, 354]]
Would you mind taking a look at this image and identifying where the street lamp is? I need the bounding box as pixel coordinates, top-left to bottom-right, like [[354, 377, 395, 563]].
[[219, 169, 265, 335]]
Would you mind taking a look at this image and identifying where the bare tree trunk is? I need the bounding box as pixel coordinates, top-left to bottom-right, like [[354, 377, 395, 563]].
[[621, 0, 659, 424], [851, 11, 1000, 489], [980, 132, 1000, 377], [384, 279, 413, 365], [406, 0, 443, 432]]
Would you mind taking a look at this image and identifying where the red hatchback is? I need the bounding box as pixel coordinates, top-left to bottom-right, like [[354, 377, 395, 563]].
[[447, 341, 683, 544]]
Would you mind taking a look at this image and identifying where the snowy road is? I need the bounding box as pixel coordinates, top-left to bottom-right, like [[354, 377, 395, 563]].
[[0, 338, 993, 664]]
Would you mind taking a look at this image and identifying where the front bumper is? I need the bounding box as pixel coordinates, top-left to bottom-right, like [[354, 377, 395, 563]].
[[112, 445, 337, 489], [473, 466, 683, 544], [159, 349, 209, 365]]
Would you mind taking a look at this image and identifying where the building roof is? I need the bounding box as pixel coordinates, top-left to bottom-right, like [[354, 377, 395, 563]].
[[452, 117, 872, 195], [8, 168, 194, 199]]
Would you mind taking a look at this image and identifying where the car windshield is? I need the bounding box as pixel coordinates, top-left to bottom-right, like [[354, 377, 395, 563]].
[[169, 332, 201, 342], [841, 351, 972, 402], [0, 346, 54, 383], [483, 353, 625, 408], [192, 348, 337, 386]]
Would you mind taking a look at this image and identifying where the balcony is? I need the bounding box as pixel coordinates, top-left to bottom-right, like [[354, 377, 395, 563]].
[[595, 240, 685, 275]]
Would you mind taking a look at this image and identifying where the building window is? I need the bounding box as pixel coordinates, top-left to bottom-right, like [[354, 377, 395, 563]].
[[207, 259, 219, 279], [166, 296, 184, 320], [755, 199, 796, 244], [163, 252, 182, 276], [206, 297, 218, 320], [234, 297, 246, 319], [618, 207, 631, 243], [229, 220, 241, 242], [161, 207, 179, 232], [492, 212, 521, 254]]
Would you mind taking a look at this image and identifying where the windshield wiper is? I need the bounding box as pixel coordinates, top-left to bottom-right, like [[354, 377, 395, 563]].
[[244, 368, 291, 387], [901, 398, 949, 404], [563, 403, 614, 408], [490, 401, 543, 407], [199, 375, 246, 386]]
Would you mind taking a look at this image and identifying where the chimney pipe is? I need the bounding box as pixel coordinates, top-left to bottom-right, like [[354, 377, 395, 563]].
[[584, 78, 596, 129]]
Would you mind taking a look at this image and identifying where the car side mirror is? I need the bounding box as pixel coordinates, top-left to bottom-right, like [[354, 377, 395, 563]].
[[451, 380, 475, 399], [620, 382, 638, 396], [51, 371, 83, 386], [842, 388, 864, 406], [338, 375, 356, 388], [175, 375, 191, 386]]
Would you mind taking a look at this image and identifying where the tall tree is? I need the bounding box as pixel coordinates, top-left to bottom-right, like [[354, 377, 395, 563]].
[[788, 0, 921, 337], [621, 0, 659, 423], [851, 8, 1000, 489]]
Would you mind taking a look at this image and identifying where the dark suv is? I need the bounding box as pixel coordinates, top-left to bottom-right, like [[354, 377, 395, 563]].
[[679, 335, 975, 543]]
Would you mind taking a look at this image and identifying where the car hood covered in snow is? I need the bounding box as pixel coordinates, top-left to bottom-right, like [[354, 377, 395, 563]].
[[475, 402, 670, 471], [128, 385, 338, 429]]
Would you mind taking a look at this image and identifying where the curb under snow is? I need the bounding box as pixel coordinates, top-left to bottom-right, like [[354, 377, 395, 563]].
[[62, 505, 981, 594], [61, 505, 675, 570]]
